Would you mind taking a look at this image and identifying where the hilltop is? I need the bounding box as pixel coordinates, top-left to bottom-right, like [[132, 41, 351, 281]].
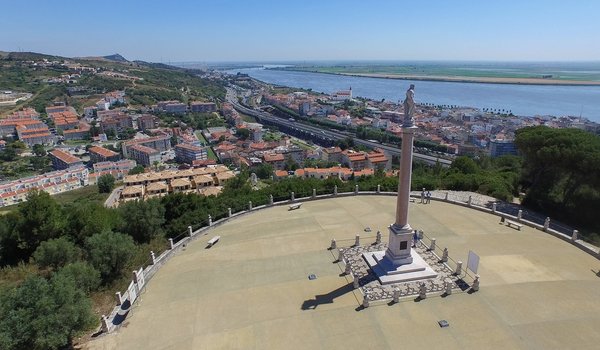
[[0, 50, 226, 115]]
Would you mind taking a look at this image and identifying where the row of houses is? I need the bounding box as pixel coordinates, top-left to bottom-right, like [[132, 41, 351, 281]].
[[120, 165, 235, 202], [0, 166, 89, 207]]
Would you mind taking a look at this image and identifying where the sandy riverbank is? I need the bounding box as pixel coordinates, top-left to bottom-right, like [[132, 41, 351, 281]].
[[336, 72, 600, 86], [282, 69, 600, 86]]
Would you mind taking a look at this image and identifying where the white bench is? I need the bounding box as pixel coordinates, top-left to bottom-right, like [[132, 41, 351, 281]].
[[289, 203, 302, 210], [207, 236, 220, 247], [505, 220, 523, 231]]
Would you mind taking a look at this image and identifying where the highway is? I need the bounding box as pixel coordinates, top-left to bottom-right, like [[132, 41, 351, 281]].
[[226, 88, 452, 167]]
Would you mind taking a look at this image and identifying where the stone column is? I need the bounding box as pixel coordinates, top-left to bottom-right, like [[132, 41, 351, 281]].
[[468, 195, 472, 206], [429, 238, 436, 251], [188, 225, 193, 237], [150, 251, 156, 264], [291, 191, 295, 202], [517, 209, 523, 221], [445, 280, 453, 295], [248, 201, 253, 210], [101, 315, 110, 333], [353, 275, 359, 289], [492, 202, 497, 213], [418, 282, 427, 299], [440, 247, 448, 263], [445, 192, 449, 201], [377, 184, 381, 193], [455, 261, 463, 275], [333, 185, 338, 196], [269, 194, 273, 205], [544, 217, 550, 231], [354, 184, 359, 195], [572, 230, 578, 241], [344, 262, 351, 275], [375, 230, 382, 244], [355, 234, 360, 246], [394, 127, 416, 229], [472, 275, 480, 292], [392, 287, 400, 303], [330, 239, 337, 250], [115, 291, 123, 306], [228, 207, 232, 217], [208, 214, 212, 226], [169, 238, 174, 249], [312, 188, 316, 198], [362, 293, 370, 308]]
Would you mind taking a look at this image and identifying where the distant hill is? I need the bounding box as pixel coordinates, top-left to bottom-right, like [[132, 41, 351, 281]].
[[103, 53, 128, 62], [4, 51, 65, 61]]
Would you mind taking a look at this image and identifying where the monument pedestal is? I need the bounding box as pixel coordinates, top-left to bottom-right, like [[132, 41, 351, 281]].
[[362, 224, 437, 285]]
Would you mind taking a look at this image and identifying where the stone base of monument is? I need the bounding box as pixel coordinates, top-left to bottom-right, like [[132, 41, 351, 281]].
[[363, 251, 438, 285]]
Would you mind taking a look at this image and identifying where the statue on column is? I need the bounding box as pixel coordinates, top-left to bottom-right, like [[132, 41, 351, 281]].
[[403, 84, 415, 127]]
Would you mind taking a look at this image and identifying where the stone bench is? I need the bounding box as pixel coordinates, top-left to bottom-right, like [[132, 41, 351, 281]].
[[409, 198, 416, 203], [288, 203, 302, 210], [505, 220, 523, 231], [207, 236, 220, 247]]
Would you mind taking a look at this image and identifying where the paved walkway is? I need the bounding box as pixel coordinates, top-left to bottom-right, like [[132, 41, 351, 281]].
[[85, 196, 600, 350]]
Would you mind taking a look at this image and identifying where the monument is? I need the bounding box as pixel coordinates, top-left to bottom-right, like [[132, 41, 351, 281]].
[[362, 84, 437, 284]]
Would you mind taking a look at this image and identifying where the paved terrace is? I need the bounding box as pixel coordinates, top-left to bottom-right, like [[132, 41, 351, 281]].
[[87, 196, 600, 350]]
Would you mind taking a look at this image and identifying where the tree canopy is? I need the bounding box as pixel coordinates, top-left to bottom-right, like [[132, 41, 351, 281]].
[[515, 126, 600, 231]]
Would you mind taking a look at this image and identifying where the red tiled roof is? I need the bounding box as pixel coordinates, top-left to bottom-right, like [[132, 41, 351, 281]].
[[49, 149, 81, 164], [263, 153, 284, 162], [89, 146, 118, 158]]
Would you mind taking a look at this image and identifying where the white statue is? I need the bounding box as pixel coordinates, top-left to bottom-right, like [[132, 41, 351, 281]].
[[403, 84, 415, 127]]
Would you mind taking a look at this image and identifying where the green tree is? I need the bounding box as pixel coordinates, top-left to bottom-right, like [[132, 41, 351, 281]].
[[118, 199, 165, 242], [0, 274, 95, 350], [32, 237, 80, 270], [32, 144, 46, 157], [13, 190, 66, 260], [64, 202, 122, 245], [128, 164, 145, 175], [97, 174, 116, 193], [85, 230, 135, 283], [515, 126, 600, 230], [0, 147, 17, 161], [450, 156, 479, 174], [54, 262, 101, 294], [235, 128, 250, 140]]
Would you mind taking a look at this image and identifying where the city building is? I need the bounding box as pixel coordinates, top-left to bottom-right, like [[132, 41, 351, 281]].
[[157, 100, 187, 114], [341, 150, 367, 170], [489, 139, 518, 157], [122, 134, 171, 157], [0, 166, 89, 207], [62, 123, 90, 141], [15, 124, 55, 146], [321, 146, 343, 164], [263, 153, 286, 170], [89, 160, 136, 184], [331, 87, 352, 101], [88, 146, 121, 163], [49, 149, 84, 170], [128, 144, 161, 167], [137, 114, 157, 132], [49, 111, 79, 131], [174, 143, 208, 164], [190, 101, 217, 113], [119, 165, 234, 202]]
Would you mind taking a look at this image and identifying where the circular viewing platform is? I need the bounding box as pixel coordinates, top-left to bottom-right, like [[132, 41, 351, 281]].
[[86, 196, 600, 350]]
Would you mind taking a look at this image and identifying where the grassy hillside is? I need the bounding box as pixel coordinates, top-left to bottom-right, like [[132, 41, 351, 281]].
[[0, 51, 226, 116]]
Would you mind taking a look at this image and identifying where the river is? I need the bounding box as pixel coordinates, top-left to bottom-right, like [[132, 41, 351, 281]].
[[226, 67, 600, 123]]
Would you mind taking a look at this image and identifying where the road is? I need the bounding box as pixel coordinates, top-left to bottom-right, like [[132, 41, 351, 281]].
[[226, 88, 452, 166]]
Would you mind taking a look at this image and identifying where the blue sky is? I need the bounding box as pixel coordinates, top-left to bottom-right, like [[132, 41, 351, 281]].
[[1, 0, 599, 62]]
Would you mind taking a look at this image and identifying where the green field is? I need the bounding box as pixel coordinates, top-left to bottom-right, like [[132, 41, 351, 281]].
[[280, 62, 600, 83]]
